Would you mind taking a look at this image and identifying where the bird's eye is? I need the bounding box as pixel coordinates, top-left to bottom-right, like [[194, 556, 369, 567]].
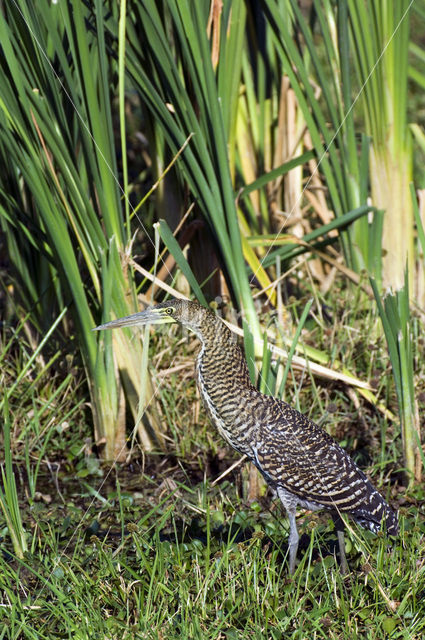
[[165, 307, 173, 315]]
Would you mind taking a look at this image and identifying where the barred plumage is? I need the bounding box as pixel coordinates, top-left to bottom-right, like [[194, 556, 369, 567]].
[[95, 298, 398, 573]]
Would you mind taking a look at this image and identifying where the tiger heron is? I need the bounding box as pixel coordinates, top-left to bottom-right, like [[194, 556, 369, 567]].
[[94, 298, 398, 574]]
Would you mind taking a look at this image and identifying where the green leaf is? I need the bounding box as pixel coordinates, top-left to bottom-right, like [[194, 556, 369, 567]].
[[238, 150, 315, 199], [382, 617, 397, 634], [156, 219, 208, 307]]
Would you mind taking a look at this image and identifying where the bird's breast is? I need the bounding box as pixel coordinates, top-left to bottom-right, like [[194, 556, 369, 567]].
[[195, 349, 256, 456]]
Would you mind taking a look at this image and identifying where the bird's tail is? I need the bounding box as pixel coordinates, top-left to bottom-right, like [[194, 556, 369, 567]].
[[353, 489, 398, 536]]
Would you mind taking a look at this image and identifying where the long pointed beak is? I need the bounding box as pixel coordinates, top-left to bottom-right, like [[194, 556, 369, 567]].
[[93, 308, 173, 331]]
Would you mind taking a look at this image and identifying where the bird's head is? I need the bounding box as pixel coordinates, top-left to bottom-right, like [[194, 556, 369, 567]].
[[93, 298, 214, 340]]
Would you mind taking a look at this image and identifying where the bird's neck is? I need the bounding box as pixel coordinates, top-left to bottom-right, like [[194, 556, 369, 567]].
[[194, 316, 255, 455], [195, 317, 253, 389]]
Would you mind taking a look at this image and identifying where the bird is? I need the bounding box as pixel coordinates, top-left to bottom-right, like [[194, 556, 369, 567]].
[[94, 298, 398, 574]]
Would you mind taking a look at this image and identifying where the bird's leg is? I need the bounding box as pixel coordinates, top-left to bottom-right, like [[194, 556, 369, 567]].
[[332, 512, 349, 575], [277, 489, 300, 574], [337, 530, 348, 575], [287, 509, 299, 575]]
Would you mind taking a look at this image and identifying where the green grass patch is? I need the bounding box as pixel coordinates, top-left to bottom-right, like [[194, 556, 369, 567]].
[[0, 476, 424, 639], [1, 281, 424, 639]]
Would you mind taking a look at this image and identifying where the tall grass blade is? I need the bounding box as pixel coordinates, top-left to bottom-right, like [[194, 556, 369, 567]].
[[278, 298, 314, 399], [0, 1, 161, 458], [0, 395, 27, 558], [371, 276, 420, 484], [348, 0, 414, 292], [125, 0, 261, 341], [156, 220, 208, 307]]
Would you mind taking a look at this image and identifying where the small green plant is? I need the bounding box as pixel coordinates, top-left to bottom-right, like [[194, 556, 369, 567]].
[[371, 273, 420, 485], [0, 395, 27, 559]]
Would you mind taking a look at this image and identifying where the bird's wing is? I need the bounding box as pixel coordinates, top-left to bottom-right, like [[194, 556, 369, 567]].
[[247, 396, 397, 533], [253, 406, 373, 511]]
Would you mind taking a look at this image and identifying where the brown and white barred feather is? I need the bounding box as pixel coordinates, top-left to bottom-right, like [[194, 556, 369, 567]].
[[97, 298, 399, 573], [153, 300, 399, 542], [189, 299, 398, 538]]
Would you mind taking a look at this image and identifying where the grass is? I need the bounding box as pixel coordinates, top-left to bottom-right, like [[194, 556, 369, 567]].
[[1, 281, 425, 639], [0, 474, 423, 639], [0, 3, 424, 636]]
